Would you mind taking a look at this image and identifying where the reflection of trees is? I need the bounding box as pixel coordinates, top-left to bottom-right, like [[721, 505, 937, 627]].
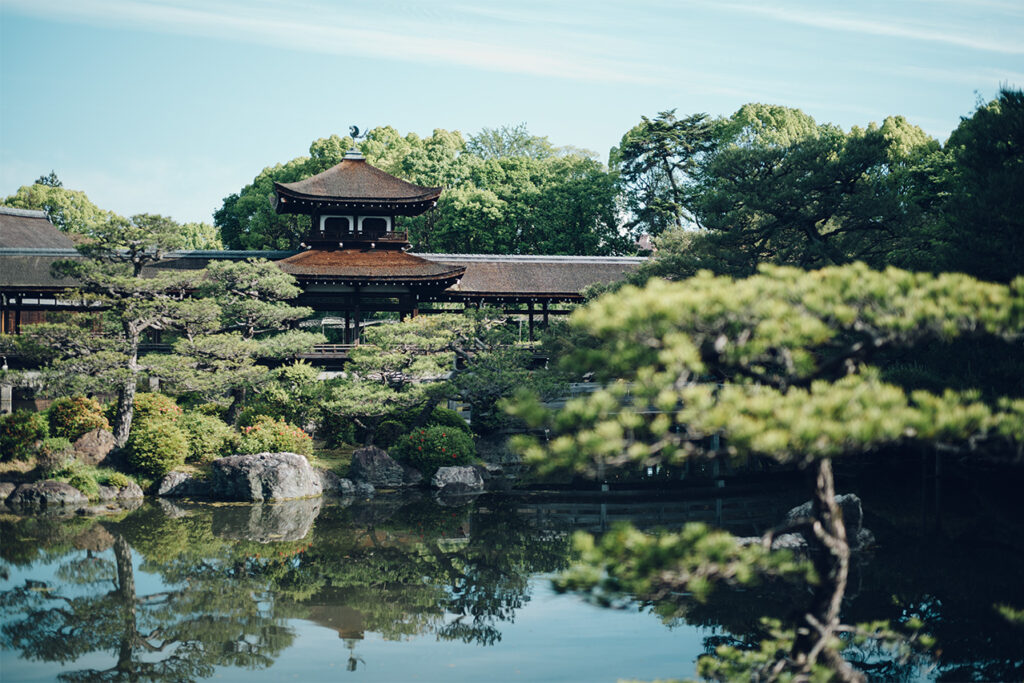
[[1, 496, 571, 680], [287, 498, 570, 647], [0, 510, 298, 681]]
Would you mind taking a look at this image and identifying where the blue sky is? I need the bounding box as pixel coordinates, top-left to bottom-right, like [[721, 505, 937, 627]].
[[1, 0, 1021, 224]]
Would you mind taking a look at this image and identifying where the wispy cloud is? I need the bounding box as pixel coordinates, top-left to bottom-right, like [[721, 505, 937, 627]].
[[710, 0, 1024, 55], [2, 0, 666, 84]]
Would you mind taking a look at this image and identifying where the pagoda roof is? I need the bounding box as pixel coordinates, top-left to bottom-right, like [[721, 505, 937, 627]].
[[276, 247, 465, 285], [274, 154, 442, 215]]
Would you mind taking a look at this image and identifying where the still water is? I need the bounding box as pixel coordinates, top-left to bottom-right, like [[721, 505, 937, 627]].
[[1, 460, 1022, 682]]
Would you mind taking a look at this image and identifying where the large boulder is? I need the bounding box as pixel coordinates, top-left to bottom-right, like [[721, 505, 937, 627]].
[[7, 481, 88, 512], [210, 452, 322, 502], [348, 446, 418, 489], [0, 481, 16, 503], [212, 499, 321, 543], [156, 471, 210, 498], [431, 466, 485, 493], [73, 429, 117, 466]]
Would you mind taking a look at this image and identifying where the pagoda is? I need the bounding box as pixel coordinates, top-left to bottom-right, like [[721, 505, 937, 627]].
[[273, 149, 465, 342]]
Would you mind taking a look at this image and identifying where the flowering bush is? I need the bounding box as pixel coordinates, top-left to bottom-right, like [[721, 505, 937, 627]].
[[0, 411, 48, 462], [236, 416, 312, 457], [47, 396, 110, 441], [392, 424, 475, 478]]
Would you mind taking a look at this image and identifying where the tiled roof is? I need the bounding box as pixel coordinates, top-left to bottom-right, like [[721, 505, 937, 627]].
[[277, 248, 465, 283], [275, 158, 441, 211], [0, 207, 75, 249], [422, 254, 645, 297]]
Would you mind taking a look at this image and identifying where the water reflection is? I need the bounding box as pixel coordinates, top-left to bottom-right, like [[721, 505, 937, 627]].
[[1, 471, 1022, 681]]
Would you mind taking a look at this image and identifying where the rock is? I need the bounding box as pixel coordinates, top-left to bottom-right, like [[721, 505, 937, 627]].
[[317, 468, 356, 496], [212, 499, 321, 543], [348, 446, 410, 488], [73, 429, 117, 466], [431, 466, 485, 492], [784, 493, 872, 550], [354, 481, 376, 497], [96, 482, 144, 502], [210, 452, 322, 502], [0, 481, 15, 503], [401, 464, 423, 487], [157, 499, 191, 518], [7, 481, 88, 512], [156, 471, 209, 498], [36, 446, 76, 474]]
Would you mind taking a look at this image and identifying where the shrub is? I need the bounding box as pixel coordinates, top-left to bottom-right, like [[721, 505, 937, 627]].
[[179, 412, 237, 463], [392, 424, 476, 478], [101, 471, 134, 489], [374, 419, 406, 448], [430, 406, 471, 434], [47, 396, 110, 441], [132, 393, 183, 425], [126, 419, 188, 477], [318, 405, 357, 447], [67, 472, 99, 498], [0, 411, 48, 462], [236, 416, 312, 457]]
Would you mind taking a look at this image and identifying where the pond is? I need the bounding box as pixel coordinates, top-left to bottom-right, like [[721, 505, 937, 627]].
[[2, 458, 1022, 682]]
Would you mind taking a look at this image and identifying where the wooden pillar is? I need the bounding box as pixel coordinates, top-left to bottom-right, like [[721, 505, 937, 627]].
[[344, 310, 351, 344], [353, 288, 362, 345], [543, 300, 549, 327], [527, 301, 535, 342], [1, 294, 6, 335], [14, 296, 22, 335]]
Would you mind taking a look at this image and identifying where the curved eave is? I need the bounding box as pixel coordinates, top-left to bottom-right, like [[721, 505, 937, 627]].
[[273, 183, 441, 216]]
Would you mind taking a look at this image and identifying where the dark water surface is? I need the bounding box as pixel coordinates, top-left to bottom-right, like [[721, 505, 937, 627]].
[[1, 459, 1022, 682]]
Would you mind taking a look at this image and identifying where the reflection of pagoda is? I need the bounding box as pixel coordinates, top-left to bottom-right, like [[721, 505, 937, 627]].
[[273, 149, 465, 342]]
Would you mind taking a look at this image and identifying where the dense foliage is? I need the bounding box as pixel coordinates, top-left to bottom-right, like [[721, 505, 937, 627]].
[[125, 418, 188, 478], [215, 126, 633, 255], [624, 88, 1023, 285], [0, 412, 48, 462]]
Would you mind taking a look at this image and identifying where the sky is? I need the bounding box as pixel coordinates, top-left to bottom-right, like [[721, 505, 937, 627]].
[[1, 0, 1022, 225]]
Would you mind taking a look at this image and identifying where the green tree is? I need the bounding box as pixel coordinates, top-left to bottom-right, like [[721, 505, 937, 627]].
[[625, 105, 940, 283], [509, 264, 1024, 680], [612, 109, 718, 237], [2, 181, 116, 238], [150, 258, 323, 421], [937, 87, 1024, 283], [20, 214, 195, 447]]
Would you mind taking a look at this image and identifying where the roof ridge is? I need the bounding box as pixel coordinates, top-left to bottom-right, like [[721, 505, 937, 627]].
[[0, 206, 49, 219]]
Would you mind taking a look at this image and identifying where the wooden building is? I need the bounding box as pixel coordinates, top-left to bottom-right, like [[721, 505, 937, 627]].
[[0, 156, 645, 343]]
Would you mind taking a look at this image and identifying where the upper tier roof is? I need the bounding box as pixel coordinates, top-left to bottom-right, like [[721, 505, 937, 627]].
[[274, 152, 442, 216]]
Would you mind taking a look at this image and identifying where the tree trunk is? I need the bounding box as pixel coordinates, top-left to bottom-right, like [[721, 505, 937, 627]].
[[112, 335, 140, 448], [791, 458, 863, 682], [113, 534, 138, 674]]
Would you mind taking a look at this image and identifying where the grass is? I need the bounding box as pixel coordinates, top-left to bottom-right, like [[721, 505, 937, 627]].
[[310, 444, 356, 478]]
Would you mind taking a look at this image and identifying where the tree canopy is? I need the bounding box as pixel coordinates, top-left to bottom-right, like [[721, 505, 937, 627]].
[[214, 126, 633, 255], [509, 264, 1024, 680]]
